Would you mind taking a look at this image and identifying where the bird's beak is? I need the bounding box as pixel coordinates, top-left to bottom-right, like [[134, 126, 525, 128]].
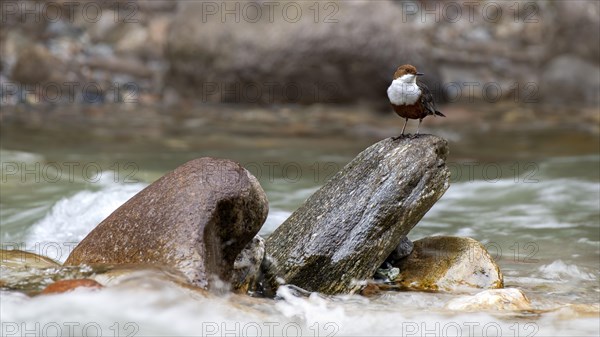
[[416, 72, 424, 76]]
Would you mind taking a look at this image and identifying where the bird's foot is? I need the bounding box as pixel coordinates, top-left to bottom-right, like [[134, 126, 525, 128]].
[[393, 134, 424, 140]]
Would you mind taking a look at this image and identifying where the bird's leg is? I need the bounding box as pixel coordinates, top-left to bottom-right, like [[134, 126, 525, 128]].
[[416, 119, 423, 135], [393, 118, 409, 140]]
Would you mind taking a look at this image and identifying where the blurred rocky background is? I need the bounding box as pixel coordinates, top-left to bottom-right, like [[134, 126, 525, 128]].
[[1, 0, 598, 126]]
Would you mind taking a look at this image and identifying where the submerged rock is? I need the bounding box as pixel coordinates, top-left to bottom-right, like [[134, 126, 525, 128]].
[[90, 264, 202, 292], [446, 288, 532, 311], [1, 250, 61, 269], [553, 304, 600, 319], [40, 279, 103, 295], [65, 158, 268, 289], [264, 135, 450, 295], [393, 236, 503, 291]]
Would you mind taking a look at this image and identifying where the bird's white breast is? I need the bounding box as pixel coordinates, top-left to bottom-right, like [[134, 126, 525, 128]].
[[387, 74, 421, 106]]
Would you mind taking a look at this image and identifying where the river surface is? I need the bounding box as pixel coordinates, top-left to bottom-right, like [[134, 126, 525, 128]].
[[1, 106, 599, 336]]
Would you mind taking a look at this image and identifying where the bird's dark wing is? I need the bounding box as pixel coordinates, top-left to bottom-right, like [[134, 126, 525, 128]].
[[418, 81, 445, 117]]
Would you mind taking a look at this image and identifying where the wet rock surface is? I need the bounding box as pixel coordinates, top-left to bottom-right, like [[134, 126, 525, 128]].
[[264, 135, 450, 295], [393, 236, 503, 291], [65, 158, 269, 289], [385, 236, 414, 264]]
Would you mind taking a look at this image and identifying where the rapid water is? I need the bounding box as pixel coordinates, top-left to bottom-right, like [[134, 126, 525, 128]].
[[1, 123, 599, 336]]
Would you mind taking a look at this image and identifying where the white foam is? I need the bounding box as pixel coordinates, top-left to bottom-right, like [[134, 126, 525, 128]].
[[20, 177, 297, 259], [260, 186, 319, 236], [538, 260, 596, 281], [454, 227, 476, 237], [0, 149, 44, 163], [260, 210, 291, 236], [2, 281, 597, 336], [24, 181, 146, 262]]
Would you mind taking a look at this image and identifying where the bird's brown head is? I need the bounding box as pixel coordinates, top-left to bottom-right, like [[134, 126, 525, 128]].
[[393, 64, 423, 80]]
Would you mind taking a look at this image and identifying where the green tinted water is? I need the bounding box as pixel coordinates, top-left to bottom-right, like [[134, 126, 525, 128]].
[[1, 109, 599, 335]]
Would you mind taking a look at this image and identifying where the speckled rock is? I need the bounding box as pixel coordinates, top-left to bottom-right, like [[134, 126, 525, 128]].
[[446, 288, 531, 311], [393, 236, 503, 291], [264, 135, 450, 295], [65, 158, 269, 289], [232, 235, 266, 294]]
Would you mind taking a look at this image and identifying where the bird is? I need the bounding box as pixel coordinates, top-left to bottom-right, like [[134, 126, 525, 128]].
[[387, 64, 445, 137]]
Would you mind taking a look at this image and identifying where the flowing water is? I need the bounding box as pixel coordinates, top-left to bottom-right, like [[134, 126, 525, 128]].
[[1, 108, 599, 336]]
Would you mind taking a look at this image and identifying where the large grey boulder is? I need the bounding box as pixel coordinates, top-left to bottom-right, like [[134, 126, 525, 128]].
[[541, 55, 600, 106], [264, 135, 450, 295], [165, 1, 432, 104], [65, 158, 269, 289]]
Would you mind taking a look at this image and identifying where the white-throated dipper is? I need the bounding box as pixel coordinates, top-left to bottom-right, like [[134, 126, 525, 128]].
[[387, 64, 445, 136]]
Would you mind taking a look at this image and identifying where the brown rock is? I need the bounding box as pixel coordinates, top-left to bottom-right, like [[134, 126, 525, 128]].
[[551, 1, 600, 63], [393, 236, 503, 291], [65, 158, 269, 289], [40, 279, 103, 295], [11, 45, 66, 85]]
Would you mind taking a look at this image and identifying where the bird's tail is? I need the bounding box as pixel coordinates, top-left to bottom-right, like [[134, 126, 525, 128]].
[[435, 110, 446, 117]]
